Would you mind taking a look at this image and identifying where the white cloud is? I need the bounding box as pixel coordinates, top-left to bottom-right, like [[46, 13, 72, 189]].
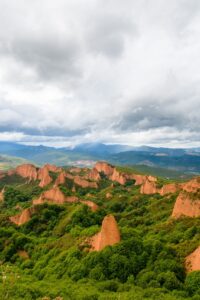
[[0, 0, 200, 147]]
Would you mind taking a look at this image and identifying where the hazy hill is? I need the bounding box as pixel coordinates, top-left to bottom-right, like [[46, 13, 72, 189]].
[[0, 142, 200, 176]]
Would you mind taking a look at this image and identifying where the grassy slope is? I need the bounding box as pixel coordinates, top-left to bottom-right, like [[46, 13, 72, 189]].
[[0, 155, 31, 171]]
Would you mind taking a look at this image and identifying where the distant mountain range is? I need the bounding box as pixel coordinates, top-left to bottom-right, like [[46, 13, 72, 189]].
[[0, 141, 200, 177]]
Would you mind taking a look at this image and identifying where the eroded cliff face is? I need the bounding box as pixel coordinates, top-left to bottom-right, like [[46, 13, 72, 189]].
[[172, 191, 200, 218], [181, 177, 200, 193], [89, 215, 120, 251], [33, 186, 98, 211], [73, 176, 98, 189], [55, 171, 66, 185], [110, 168, 127, 185], [94, 162, 115, 177], [33, 186, 75, 205], [14, 163, 62, 187], [160, 183, 180, 196], [40, 186, 66, 204], [140, 176, 158, 194], [38, 166, 52, 187], [87, 168, 101, 181], [93, 162, 156, 187], [15, 164, 38, 181], [171, 176, 200, 219], [130, 174, 146, 185], [10, 207, 35, 226], [185, 246, 200, 272]]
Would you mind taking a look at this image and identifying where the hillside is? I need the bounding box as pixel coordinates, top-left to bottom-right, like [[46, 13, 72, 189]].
[[0, 142, 200, 178], [0, 154, 31, 171], [0, 162, 200, 299]]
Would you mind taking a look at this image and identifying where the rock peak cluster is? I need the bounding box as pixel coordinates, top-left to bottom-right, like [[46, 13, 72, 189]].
[[0, 161, 200, 269]]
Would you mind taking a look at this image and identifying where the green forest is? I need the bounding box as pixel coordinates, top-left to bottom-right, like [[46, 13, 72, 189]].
[[0, 168, 200, 300]]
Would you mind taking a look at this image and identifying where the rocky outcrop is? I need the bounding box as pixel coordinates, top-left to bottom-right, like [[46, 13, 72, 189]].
[[110, 168, 127, 185], [33, 187, 78, 205], [89, 215, 120, 251], [94, 162, 115, 177], [80, 200, 99, 212], [181, 177, 200, 193], [55, 171, 66, 185], [130, 174, 146, 185], [15, 164, 38, 181], [14, 163, 63, 187], [40, 186, 66, 204], [38, 166, 52, 187], [140, 176, 158, 194], [140, 176, 180, 196], [10, 207, 35, 226], [93, 162, 153, 187], [171, 191, 200, 218], [160, 183, 180, 196], [185, 246, 200, 272], [87, 168, 101, 181], [74, 176, 98, 189]]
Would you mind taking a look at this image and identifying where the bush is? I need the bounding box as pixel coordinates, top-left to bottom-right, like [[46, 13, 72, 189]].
[[185, 271, 200, 295]]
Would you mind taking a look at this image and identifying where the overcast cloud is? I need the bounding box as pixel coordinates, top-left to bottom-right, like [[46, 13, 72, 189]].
[[0, 0, 200, 147]]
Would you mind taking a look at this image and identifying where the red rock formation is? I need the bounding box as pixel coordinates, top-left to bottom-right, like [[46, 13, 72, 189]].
[[94, 162, 115, 177], [110, 168, 127, 185], [130, 174, 146, 185], [185, 246, 200, 272], [55, 171, 66, 185], [140, 176, 158, 194], [44, 164, 62, 173], [74, 176, 98, 188], [80, 200, 99, 212], [15, 164, 38, 181], [38, 166, 52, 187], [172, 191, 200, 218], [41, 186, 66, 204], [33, 187, 79, 205], [87, 168, 101, 181], [89, 215, 120, 251], [160, 183, 180, 196], [181, 177, 200, 193], [10, 207, 35, 226], [32, 197, 44, 205]]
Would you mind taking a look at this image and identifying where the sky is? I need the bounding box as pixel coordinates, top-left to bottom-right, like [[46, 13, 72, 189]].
[[0, 0, 200, 148]]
